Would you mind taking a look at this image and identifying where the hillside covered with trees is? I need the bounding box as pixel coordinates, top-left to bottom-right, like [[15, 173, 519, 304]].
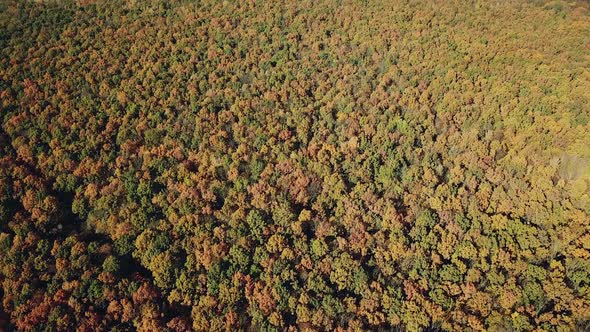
[[1, 0, 590, 330]]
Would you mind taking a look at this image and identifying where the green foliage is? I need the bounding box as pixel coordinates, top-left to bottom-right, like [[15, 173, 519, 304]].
[[0, 0, 589, 330], [102, 255, 120, 274]]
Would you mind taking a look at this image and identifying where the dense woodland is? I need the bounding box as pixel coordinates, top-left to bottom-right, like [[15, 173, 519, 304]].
[[1, 0, 590, 331]]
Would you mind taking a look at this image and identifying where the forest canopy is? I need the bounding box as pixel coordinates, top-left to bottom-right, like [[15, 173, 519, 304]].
[[1, 0, 590, 331]]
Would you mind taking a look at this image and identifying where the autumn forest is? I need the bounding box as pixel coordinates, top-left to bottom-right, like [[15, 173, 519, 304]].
[[1, 0, 590, 331]]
